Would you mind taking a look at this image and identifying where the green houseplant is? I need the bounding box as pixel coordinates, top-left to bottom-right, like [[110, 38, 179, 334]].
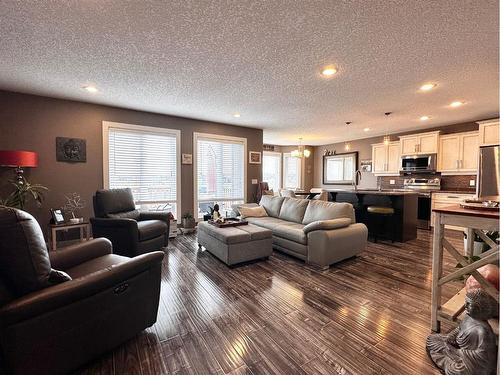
[[0, 175, 48, 210]]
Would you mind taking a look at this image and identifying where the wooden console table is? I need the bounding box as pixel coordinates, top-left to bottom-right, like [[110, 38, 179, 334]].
[[431, 204, 499, 333], [48, 221, 91, 251]]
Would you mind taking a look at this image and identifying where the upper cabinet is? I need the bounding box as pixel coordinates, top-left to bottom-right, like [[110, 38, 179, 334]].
[[478, 119, 500, 146], [372, 141, 400, 175], [437, 131, 479, 174], [399, 131, 440, 155]]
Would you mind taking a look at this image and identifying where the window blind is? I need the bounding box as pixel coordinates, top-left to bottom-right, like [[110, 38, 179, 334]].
[[196, 138, 245, 202], [263, 152, 281, 191], [107, 127, 178, 205]]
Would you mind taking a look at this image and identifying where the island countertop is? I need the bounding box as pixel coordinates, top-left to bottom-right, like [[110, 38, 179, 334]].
[[323, 188, 418, 196]]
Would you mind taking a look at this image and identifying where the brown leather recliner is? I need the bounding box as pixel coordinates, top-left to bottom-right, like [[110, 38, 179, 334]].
[[90, 188, 172, 257], [0, 206, 164, 375]]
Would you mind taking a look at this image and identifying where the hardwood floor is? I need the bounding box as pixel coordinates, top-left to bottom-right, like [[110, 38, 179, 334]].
[[77, 229, 464, 375]]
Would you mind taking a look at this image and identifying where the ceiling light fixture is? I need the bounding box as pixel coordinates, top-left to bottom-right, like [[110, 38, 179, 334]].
[[233, 113, 241, 118], [291, 138, 311, 158], [420, 115, 430, 121], [450, 101, 465, 108], [345, 121, 352, 126], [320, 66, 337, 77], [383, 112, 392, 145], [344, 142, 351, 151], [82, 85, 98, 93], [419, 83, 436, 91], [363, 128, 370, 132]]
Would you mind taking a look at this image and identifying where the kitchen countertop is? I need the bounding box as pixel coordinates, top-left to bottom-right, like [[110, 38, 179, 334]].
[[431, 190, 476, 195], [324, 188, 417, 196]]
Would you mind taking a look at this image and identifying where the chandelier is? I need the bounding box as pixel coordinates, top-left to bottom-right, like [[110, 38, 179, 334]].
[[291, 138, 311, 158]]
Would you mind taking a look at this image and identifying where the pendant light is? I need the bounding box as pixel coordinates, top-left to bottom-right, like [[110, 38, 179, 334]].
[[291, 138, 311, 158], [383, 112, 392, 145]]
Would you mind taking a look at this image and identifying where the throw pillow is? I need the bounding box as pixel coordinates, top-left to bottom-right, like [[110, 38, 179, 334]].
[[239, 206, 268, 219]]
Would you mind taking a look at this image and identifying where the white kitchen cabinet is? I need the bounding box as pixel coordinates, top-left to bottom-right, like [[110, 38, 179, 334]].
[[437, 131, 478, 174], [478, 118, 500, 146], [372, 141, 400, 175], [399, 131, 440, 155], [431, 192, 476, 230]]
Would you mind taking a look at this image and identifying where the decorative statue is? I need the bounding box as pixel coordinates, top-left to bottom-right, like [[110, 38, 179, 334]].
[[212, 204, 220, 220], [426, 289, 498, 375]]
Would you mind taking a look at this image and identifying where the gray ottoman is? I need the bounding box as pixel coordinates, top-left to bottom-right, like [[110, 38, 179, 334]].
[[197, 222, 272, 266]]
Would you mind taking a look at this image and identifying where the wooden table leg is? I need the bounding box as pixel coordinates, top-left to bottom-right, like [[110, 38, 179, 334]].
[[80, 226, 84, 242], [431, 212, 444, 332], [86, 224, 90, 241], [51, 228, 57, 251], [465, 227, 474, 257]]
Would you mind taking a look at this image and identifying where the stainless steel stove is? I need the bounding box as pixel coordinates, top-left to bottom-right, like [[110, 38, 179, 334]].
[[403, 178, 441, 229]]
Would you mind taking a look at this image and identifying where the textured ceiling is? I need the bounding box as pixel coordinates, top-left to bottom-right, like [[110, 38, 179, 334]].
[[0, 1, 498, 145]]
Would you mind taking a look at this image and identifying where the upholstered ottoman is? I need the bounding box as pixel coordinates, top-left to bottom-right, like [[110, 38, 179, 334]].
[[197, 222, 272, 266]]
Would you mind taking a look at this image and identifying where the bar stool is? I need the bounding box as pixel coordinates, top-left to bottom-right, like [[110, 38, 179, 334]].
[[366, 206, 396, 243]]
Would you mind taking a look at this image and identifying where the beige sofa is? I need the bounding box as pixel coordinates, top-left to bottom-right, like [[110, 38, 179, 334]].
[[237, 196, 367, 268]]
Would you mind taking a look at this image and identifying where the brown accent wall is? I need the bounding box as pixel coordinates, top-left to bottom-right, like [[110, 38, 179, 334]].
[[0, 90, 263, 234], [313, 121, 484, 189]]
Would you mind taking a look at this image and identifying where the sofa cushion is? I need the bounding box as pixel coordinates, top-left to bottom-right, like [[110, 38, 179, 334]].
[[232, 203, 259, 216], [272, 223, 307, 245], [0, 207, 53, 296], [278, 197, 309, 223], [246, 217, 291, 230], [303, 218, 352, 234], [302, 200, 355, 225], [137, 220, 167, 241], [94, 188, 136, 217], [239, 206, 268, 219], [259, 195, 285, 218]]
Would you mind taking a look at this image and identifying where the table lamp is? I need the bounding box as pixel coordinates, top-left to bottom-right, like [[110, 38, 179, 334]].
[[0, 150, 38, 184]]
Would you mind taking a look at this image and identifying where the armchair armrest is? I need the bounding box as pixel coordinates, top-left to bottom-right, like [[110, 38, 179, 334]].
[[90, 217, 138, 230], [139, 211, 173, 223], [49, 238, 112, 270], [0, 251, 164, 326], [303, 218, 352, 234]]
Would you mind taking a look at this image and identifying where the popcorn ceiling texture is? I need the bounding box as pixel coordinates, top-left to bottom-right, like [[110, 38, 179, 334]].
[[0, 1, 498, 145]]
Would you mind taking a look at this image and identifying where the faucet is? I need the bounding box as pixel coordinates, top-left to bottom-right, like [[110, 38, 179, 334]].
[[352, 169, 362, 191]]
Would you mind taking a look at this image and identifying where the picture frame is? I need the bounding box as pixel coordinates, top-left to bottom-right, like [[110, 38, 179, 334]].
[[50, 208, 66, 224], [360, 159, 372, 172], [249, 151, 262, 164], [182, 153, 193, 164], [56, 137, 87, 162]]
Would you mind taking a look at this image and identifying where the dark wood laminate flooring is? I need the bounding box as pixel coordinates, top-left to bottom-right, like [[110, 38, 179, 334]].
[[78, 229, 464, 375]]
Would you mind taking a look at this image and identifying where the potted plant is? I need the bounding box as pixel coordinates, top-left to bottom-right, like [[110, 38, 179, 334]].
[[0, 175, 48, 210], [181, 212, 196, 233], [64, 192, 86, 223]]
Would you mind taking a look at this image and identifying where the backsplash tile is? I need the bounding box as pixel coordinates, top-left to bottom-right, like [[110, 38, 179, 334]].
[[378, 174, 476, 192]]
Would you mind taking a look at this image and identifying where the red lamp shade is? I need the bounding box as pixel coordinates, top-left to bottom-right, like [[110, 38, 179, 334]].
[[0, 150, 38, 168]]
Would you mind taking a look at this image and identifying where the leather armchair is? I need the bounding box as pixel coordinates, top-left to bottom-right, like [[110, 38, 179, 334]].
[[0, 206, 164, 375], [90, 188, 172, 257]]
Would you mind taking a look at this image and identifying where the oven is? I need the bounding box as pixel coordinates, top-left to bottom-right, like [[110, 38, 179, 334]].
[[417, 193, 432, 229], [400, 154, 437, 174], [403, 178, 441, 229]]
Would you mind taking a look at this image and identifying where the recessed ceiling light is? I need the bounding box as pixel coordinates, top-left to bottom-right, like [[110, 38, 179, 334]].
[[82, 85, 98, 93], [320, 66, 337, 77], [233, 113, 241, 118], [420, 116, 430, 121], [450, 101, 465, 108], [363, 128, 370, 132], [419, 83, 436, 91]]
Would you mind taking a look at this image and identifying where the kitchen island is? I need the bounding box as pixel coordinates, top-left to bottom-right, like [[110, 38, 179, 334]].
[[325, 188, 418, 242]]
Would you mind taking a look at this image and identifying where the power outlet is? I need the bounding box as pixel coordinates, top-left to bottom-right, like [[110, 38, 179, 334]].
[[469, 179, 475, 187], [389, 179, 396, 185]]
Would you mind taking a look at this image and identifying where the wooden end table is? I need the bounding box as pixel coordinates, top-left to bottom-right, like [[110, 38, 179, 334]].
[[49, 221, 91, 251]]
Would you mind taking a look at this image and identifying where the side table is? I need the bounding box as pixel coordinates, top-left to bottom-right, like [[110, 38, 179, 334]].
[[48, 221, 91, 251]]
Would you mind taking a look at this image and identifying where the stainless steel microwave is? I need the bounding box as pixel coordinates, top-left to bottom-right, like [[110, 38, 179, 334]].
[[400, 154, 436, 174]]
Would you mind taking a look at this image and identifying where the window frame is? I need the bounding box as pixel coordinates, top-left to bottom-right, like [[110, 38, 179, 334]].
[[282, 152, 303, 190], [102, 121, 181, 217], [262, 151, 282, 191], [193, 132, 247, 220]]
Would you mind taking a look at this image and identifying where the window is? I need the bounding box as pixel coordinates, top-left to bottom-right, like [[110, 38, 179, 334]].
[[283, 153, 302, 189], [262, 151, 281, 191], [194, 133, 246, 218], [103, 122, 181, 218]]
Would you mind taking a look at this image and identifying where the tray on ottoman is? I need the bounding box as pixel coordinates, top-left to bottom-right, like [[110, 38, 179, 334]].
[[208, 218, 248, 228]]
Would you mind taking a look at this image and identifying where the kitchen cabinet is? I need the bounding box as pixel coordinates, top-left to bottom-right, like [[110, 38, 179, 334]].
[[399, 131, 440, 155], [478, 118, 500, 146], [372, 141, 400, 175], [437, 131, 479, 174], [431, 192, 476, 230]]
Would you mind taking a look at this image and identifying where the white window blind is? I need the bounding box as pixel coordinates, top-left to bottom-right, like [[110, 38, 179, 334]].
[[283, 153, 302, 189], [263, 151, 281, 191], [195, 135, 245, 217], [107, 125, 179, 215]]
